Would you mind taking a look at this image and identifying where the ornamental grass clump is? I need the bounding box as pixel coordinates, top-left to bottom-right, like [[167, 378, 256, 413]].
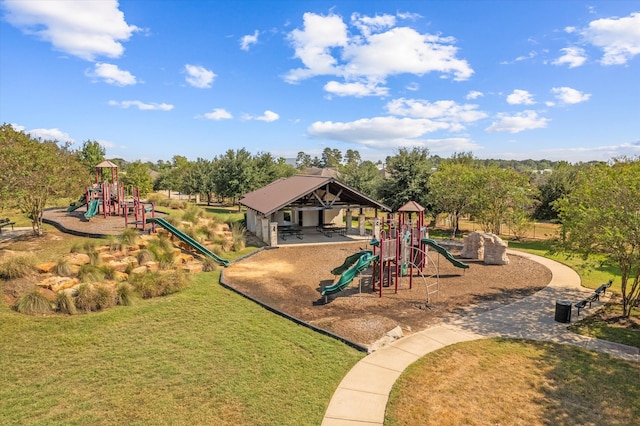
[[0, 255, 35, 279], [55, 291, 77, 315], [75, 283, 98, 312], [119, 228, 139, 246], [116, 282, 133, 306], [77, 264, 105, 283], [230, 222, 246, 251], [136, 249, 154, 265], [99, 264, 118, 281], [201, 257, 218, 272], [15, 289, 53, 315], [182, 205, 205, 224], [54, 259, 74, 277], [94, 284, 117, 310]]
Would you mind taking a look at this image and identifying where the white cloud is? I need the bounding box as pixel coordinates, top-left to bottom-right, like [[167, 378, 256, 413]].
[[406, 82, 420, 91], [26, 127, 74, 143], [581, 12, 640, 65], [240, 30, 259, 51], [108, 100, 174, 111], [486, 110, 549, 133], [308, 116, 479, 152], [284, 12, 473, 95], [507, 141, 640, 162], [553, 46, 587, 68], [87, 63, 137, 86], [324, 80, 388, 97], [551, 87, 591, 105], [201, 108, 233, 120], [466, 90, 484, 100], [3, 0, 138, 60], [386, 98, 487, 125], [184, 64, 216, 88], [506, 89, 535, 105], [243, 110, 280, 122]]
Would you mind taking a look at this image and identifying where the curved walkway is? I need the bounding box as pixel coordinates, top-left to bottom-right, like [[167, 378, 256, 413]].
[[322, 250, 639, 425]]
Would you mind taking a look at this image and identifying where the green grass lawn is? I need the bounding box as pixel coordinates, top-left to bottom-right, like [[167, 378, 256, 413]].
[[0, 272, 364, 425], [386, 339, 640, 426]]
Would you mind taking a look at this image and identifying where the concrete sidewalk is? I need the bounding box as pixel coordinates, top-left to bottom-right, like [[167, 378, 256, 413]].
[[322, 250, 639, 426]]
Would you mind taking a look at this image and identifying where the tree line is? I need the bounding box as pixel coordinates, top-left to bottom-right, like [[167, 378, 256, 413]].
[[1, 124, 637, 317]]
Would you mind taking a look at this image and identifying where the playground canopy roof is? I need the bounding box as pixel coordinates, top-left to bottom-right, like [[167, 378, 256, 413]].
[[398, 201, 425, 212], [239, 175, 391, 217]]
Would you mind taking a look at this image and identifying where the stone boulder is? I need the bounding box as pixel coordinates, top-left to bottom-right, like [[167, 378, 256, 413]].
[[461, 231, 509, 265]]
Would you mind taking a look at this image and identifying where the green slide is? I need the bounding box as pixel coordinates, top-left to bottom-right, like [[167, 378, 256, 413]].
[[147, 217, 230, 267], [84, 200, 99, 219], [322, 250, 378, 296], [421, 238, 469, 269], [66, 196, 87, 212]]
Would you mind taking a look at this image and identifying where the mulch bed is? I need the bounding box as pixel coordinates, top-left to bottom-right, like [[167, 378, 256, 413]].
[[223, 242, 551, 346]]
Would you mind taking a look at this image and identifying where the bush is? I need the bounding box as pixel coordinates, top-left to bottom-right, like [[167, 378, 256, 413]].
[[55, 259, 75, 277], [99, 264, 118, 280], [116, 282, 133, 306], [15, 289, 53, 315], [78, 264, 105, 283], [55, 291, 77, 315], [230, 222, 246, 251], [94, 284, 117, 310], [120, 228, 139, 246], [0, 255, 35, 279], [182, 205, 206, 224], [136, 249, 154, 265], [130, 271, 191, 298], [201, 257, 218, 272], [75, 283, 98, 312], [105, 235, 123, 252], [146, 193, 166, 205]]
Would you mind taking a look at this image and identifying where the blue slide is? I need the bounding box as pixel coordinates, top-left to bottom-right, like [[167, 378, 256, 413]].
[[421, 238, 469, 269], [147, 217, 230, 267]]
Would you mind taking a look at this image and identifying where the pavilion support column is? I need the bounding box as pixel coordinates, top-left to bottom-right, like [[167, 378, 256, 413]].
[[260, 217, 270, 244], [372, 217, 381, 239], [358, 214, 366, 236], [269, 222, 278, 247], [346, 210, 353, 232]]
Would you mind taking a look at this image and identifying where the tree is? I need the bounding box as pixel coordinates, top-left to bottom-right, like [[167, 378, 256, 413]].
[[77, 140, 106, 175], [321, 147, 342, 168], [471, 167, 538, 235], [377, 147, 432, 211], [555, 159, 640, 318], [341, 160, 382, 197], [0, 124, 89, 235], [123, 161, 153, 196], [295, 151, 312, 169], [212, 148, 256, 205], [253, 152, 295, 188], [534, 161, 579, 221], [181, 158, 215, 204], [344, 149, 361, 166], [429, 161, 479, 237]]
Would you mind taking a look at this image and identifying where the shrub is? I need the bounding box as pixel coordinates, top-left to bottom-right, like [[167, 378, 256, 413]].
[[146, 193, 166, 205], [130, 271, 191, 298], [55, 291, 77, 315], [165, 213, 182, 227], [70, 240, 97, 254], [168, 199, 186, 210], [78, 264, 105, 283], [201, 257, 218, 272], [55, 259, 75, 277], [136, 249, 154, 265], [182, 205, 205, 224], [116, 282, 133, 306], [158, 271, 190, 295], [195, 224, 213, 240], [130, 273, 158, 299], [230, 222, 246, 251], [99, 264, 118, 280], [105, 235, 123, 252], [15, 289, 53, 315], [75, 283, 98, 312], [0, 255, 35, 279], [154, 250, 175, 270], [94, 284, 117, 310], [120, 228, 139, 246]]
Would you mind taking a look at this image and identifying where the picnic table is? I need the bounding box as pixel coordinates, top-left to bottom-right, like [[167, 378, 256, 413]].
[[316, 223, 347, 237], [279, 225, 303, 240]]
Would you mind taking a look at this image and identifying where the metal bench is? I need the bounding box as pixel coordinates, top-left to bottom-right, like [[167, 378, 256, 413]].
[[0, 218, 16, 234]]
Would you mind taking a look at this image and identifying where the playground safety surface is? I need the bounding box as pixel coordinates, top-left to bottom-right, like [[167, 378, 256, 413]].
[[223, 242, 551, 347]]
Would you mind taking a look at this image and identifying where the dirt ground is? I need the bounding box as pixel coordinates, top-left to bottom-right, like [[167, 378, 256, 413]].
[[223, 242, 552, 347]]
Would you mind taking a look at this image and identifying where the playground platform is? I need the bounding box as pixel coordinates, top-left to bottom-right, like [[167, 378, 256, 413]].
[[321, 250, 639, 425]]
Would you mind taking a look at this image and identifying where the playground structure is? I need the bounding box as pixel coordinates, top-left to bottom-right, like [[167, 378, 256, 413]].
[[324, 201, 469, 303], [67, 161, 156, 231]]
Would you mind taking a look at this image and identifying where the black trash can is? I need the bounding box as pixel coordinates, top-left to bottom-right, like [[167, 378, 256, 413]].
[[554, 300, 572, 323]]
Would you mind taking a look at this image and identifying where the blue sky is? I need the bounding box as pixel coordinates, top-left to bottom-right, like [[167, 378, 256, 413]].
[[1, 1, 639, 164]]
